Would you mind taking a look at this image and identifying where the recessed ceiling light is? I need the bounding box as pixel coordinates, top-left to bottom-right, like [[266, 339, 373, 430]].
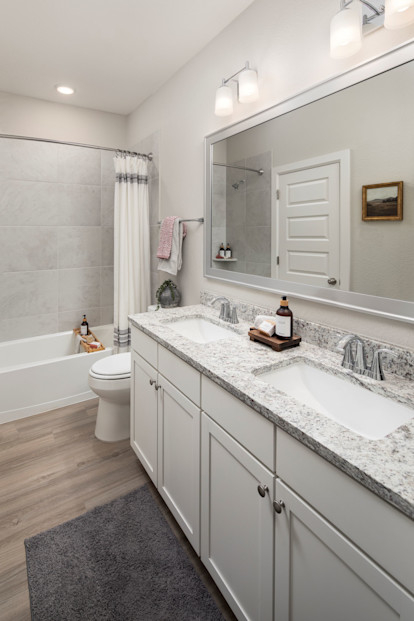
[[56, 85, 75, 95]]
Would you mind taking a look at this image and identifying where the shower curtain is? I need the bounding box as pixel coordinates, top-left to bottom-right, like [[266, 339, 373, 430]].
[[113, 153, 150, 349]]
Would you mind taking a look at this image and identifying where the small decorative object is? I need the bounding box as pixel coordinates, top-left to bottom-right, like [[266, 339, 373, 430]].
[[155, 279, 181, 309], [362, 181, 403, 221]]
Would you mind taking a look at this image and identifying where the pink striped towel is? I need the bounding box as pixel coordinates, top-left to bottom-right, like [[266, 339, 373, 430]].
[[157, 217, 187, 259]]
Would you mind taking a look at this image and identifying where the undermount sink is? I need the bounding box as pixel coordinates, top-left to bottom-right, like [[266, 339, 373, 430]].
[[168, 317, 235, 344], [256, 362, 413, 440]]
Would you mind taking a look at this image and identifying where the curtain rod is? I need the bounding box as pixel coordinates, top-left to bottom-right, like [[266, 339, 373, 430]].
[[157, 217, 204, 224], [213, 161, 263, 175], [0, 133, 153, 160]]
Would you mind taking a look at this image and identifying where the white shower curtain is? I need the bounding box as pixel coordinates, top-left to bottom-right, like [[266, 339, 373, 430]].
[[113, 154, 150, 349]]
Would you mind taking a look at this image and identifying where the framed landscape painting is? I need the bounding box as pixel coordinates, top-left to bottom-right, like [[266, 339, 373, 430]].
[[362, 181, 403, 221]]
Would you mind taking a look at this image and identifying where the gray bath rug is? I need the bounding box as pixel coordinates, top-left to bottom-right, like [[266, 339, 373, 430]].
[[25, 485, 224, 620]]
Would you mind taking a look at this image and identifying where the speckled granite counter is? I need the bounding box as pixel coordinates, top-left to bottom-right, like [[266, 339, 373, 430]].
[[129, 304, 414, 520]]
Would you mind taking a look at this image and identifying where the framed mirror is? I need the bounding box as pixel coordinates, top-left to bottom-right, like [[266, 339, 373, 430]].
[[204, 42, 414, 323]]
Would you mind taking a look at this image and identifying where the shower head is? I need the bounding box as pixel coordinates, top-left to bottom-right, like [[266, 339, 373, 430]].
[[232, 179, 244, 190]]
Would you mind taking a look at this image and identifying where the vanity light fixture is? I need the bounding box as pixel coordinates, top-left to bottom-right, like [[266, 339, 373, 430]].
[[56, 85, 75, 95], [214, 61, 259, 117], [330, 0, 414, 59]]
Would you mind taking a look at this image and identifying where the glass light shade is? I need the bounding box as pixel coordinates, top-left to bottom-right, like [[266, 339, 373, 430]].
[[238, 68, 259, 103], [56, 85, 75, 95], [214, 84, 233, 116], [384, 0, 414, 29], [330, 1, 362, 59]]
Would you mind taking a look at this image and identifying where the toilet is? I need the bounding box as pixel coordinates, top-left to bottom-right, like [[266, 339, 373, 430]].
[[88, 352, 131, 442]]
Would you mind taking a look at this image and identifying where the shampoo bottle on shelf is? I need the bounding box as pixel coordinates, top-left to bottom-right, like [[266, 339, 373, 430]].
[[80, 314, 89, 336], [219, 242, 225, 258], [275, 296, 293, 340], [225, 243, 232, 259]]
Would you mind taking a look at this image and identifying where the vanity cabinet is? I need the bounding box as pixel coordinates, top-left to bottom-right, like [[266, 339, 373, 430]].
[[275, 429, 414, 621], [201, 376, 276, 621], [131, 328, 201, 552]]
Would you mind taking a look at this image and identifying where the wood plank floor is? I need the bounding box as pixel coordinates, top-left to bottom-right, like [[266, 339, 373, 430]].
[[0, 399, 236, 621]]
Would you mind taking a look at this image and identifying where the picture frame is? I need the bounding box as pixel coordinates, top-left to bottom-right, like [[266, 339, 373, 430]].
[[362, 181, 403, 221]]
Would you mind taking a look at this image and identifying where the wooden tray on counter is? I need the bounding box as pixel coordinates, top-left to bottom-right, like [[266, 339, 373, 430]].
[[73, 328, 105, 353], [248, 328, 301, 352]]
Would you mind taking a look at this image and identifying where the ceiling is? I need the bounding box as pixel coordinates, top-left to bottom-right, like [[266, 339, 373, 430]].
[[0, 0, 255, 115]]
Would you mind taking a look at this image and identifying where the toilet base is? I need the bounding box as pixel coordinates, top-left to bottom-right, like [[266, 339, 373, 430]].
[[95, 398, 130, 442]]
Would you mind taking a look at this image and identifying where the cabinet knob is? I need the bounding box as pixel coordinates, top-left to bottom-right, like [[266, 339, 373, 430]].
[[327, 277, 337, 285], [154, 383, 161, 391], [149, 379, 156, 386], [273, 500, 285, 514], [257, 484, 269, 497]]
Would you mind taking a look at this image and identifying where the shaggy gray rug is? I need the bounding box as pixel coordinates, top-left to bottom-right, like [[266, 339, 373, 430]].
[[25, 485, 224, 620]]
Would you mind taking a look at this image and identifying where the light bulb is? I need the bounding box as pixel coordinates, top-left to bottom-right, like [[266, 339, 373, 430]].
[[238, 68, 259, 103], [56, 85, 75, 95], [214, 84, 233, 117], [384, 0, 414, 28], [330, 1, 362, 59]]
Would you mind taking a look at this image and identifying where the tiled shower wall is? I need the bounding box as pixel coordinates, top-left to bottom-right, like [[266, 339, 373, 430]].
[[212, 151, 272, 278], [0, 137, 116, 342]]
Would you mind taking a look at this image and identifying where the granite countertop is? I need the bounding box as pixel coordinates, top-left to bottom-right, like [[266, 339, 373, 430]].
[[129, 304, 414, 520]]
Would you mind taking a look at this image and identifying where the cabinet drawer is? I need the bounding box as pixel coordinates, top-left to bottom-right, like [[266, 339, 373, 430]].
[[158, 346, 200, 406], [201, 376, 275, 471], [131, 327, 157, 368], [277, 429, 414, 594]]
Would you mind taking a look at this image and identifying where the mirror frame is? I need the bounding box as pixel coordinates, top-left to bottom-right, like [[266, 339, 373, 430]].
[[204, 41, 414, 324]]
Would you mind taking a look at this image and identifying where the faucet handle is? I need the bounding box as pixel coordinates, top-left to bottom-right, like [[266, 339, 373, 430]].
[[230, 305, 239, 324], [336, 334, 356, 370], [367, 348, 396, 381], [353, 339, 367, 374]]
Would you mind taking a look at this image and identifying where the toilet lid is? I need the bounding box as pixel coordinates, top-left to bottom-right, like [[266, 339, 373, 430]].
[[90, 352, 131, 378]]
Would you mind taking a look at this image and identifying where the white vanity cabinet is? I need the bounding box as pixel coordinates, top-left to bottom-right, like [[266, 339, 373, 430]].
[[201, 376, 276, 621], [131, 328, 201, 553], [274, 429, 414, 621]]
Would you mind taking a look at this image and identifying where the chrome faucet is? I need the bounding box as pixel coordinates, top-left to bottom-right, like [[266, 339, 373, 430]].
[[336, 334, 366, 373], [210, 296, 239, 324], [336, 334, 395, 380]]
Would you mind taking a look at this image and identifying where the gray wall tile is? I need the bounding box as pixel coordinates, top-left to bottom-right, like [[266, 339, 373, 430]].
[[0, 313, 58, 342], [57, 184, 101, 226], [57, 144, 101, 185], [101, 266, 114, 307], [101, 150, 115, 187], [58, 307, 101, 332], [0, 138, 58, 182], [0, 180, 59, 226], [101, 227, 114, 266], [100, 306, 114, 326], [0, 227, 57, 271], [58, 227, 101, 269], [0, 270, 58, 318], [58, 267, 101, 312], [101, 186, 114, 226]]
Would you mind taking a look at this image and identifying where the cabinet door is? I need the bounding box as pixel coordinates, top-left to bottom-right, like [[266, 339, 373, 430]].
[[201, 414, 274, 621], [274, 479, 414, 621], [131, 351, 158, 485], [157, 376, 200, 554]]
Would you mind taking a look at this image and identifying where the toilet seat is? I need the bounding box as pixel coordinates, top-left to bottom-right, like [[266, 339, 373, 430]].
[[89, 352, 131, 380]]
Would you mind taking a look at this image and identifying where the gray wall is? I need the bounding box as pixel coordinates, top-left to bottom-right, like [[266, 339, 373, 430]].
[[0, 137, 115, 342]]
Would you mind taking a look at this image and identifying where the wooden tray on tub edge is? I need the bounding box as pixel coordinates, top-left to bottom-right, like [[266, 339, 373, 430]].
[[73, 328, 105, 353], [248, 328, 301, 352]]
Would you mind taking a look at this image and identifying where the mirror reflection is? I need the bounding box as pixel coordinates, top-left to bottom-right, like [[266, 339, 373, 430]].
[[210, 60, 414, 304]]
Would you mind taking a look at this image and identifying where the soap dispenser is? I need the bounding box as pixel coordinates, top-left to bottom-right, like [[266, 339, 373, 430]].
[[275, 296, 293, 340]]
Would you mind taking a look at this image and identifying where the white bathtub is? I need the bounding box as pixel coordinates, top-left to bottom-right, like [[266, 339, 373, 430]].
[[0, 325, 113, 424]]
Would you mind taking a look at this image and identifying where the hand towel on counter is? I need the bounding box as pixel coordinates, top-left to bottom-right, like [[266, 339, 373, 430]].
[[157, 218, 187, 275], [156, 216, 178, 259]]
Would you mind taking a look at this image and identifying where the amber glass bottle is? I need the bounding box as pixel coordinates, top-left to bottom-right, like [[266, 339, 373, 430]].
[[275, 296, 293, 340], [80, 314, 89, 336]]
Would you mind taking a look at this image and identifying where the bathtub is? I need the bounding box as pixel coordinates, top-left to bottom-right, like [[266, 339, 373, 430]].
[[0, 325, 113, 424]]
